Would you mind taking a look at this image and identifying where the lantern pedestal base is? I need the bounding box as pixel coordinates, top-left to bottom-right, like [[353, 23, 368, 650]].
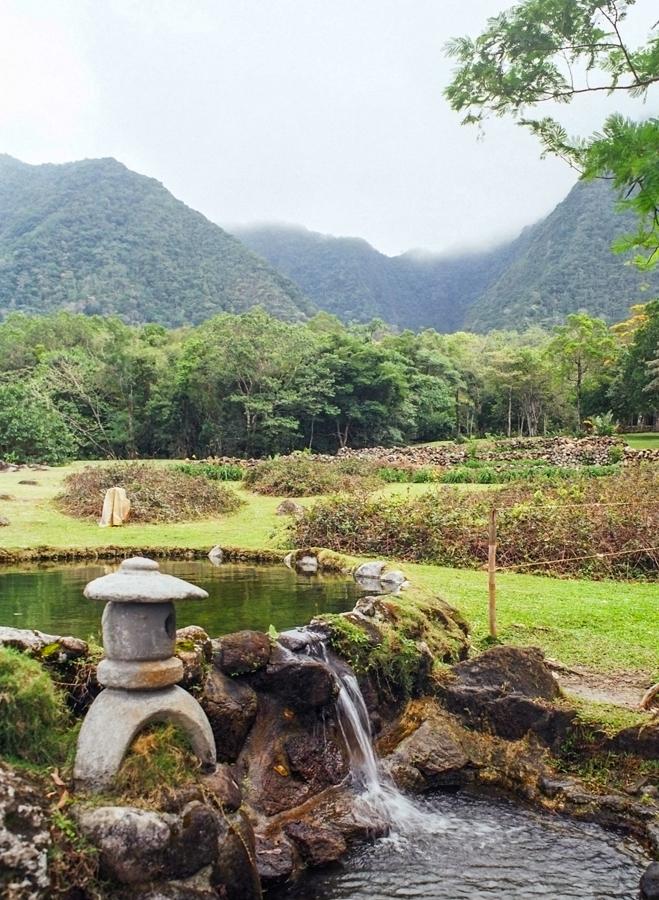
[[73, 686, 216, 791]]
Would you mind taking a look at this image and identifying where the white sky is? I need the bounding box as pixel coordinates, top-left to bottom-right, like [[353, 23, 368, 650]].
[[0, 0, 656, 255]]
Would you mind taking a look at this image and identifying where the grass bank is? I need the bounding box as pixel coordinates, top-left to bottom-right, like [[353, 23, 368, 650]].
[[0, 462, 657, 680]]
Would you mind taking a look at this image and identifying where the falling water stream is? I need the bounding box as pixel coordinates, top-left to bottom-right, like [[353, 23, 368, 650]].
[[292, 632, 650, 900]]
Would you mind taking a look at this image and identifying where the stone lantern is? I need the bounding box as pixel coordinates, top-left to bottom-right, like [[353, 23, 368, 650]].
[[74, 557, 216, 790]]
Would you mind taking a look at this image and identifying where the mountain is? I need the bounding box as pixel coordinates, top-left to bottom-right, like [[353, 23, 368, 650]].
[[466, 179, 659, 331], [234, 222, 511, 332], [237, 180, 659, 332], [0, 155, 313, 326]]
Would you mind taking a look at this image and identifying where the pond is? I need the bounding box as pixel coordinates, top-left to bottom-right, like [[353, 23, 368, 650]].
[[0, 560, 363, 639], [283, 792, 649, 900]]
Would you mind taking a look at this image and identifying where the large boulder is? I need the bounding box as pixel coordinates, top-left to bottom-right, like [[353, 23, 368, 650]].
[[76, 802, 218, 885], [641, 862, 659, 900], [386, 719, 470, 791], [0, 626, 88, 663], [285, 732, 347, 791], [201, 670, 258, 762], [0, 765, 50, 899], [441, 646, 574, 748], [213, 631, 271, 676], [212, 810, 262, 900], [283, 820, 346, 866], [258, 656, 338, 711], [452, 646, 560, 700]]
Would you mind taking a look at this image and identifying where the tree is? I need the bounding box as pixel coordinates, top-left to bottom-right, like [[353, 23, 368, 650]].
[[445, 0, 659, 266], [610, 299, 659, 423], [548, 313, 616, 426], [0, 381, 77, 464]]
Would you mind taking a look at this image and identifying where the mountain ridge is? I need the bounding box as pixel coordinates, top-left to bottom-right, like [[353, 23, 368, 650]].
[[0, 155, 313, 326]]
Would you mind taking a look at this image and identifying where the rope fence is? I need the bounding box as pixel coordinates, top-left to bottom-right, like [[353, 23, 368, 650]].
[[484, 499, 659, 639]]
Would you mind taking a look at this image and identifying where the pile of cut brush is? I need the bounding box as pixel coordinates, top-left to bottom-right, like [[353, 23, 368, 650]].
[[57, 463, 242, 523]]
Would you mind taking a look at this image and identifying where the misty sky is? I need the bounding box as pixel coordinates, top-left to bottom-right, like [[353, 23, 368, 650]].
[[1, 0, 656, 255]]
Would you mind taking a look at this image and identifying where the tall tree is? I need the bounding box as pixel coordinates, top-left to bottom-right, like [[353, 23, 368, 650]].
[[548, 314, 616, 426], [445, 0, 659, 267]]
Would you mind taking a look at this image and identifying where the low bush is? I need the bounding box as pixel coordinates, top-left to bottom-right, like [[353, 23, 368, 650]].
[[0, 647, 72, 764], [57, 462, 243, 523], [243, 453, 380, 496], [292, 466, 659, 579], [377, 465, 440, 483], [175, 461, 245, 481], [439, 462, 620, 485]]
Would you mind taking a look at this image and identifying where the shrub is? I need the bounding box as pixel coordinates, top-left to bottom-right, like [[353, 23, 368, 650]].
[[292, 466, 659, 579], [175, 461, 245, 481], [0, 647, 71, 764], [377, 466, 440, 483], [243, 453, 379, 496], [57, 462, 243, 523]]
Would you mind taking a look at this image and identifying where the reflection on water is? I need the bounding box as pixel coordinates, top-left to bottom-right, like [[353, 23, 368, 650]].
[[283, 792, 648, 900], [0, 560, 362, 639]]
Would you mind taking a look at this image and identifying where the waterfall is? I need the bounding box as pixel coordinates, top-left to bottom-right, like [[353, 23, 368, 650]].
[[303, 631, 421, 830]]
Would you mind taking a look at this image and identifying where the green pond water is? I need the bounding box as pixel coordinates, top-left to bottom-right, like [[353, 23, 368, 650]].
[[0, 561, 363, 639]]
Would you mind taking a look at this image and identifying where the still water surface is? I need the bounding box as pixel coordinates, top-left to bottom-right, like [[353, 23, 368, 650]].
[[284, 792, 648, 899], [0, 560, 362, 638]]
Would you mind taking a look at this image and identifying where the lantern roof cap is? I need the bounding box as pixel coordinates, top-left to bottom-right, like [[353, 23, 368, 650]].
[[84, 556, 208, 603]]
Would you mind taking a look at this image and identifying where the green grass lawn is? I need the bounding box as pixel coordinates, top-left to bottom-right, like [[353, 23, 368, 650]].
[[625, 432, 659, 450], [0, 461, 657, 679]]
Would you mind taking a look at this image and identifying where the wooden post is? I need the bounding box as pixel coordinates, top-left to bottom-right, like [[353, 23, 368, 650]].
[[488, 506, 497, 639]]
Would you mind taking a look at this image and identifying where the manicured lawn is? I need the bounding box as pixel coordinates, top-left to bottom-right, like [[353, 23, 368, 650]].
[[1, 461, 657, 679], [625, 432, 659, 450], [409, 564, 658, 677]]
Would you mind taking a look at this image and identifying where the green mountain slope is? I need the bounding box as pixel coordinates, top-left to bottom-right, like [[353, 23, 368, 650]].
[[0, 155, 313, 326], [234, 223, 513, 332], [237, 180, 659, 332], [466, 179, 659, 331]]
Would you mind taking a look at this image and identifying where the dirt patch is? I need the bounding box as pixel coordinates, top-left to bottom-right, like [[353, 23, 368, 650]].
[[549, 661, 653, 709]]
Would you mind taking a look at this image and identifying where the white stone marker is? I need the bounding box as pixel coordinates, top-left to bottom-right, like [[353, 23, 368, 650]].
[[74, 557, 217, 790]]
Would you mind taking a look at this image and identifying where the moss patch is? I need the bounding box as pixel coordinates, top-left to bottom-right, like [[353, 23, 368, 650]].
[[0, 647, 74, 765]]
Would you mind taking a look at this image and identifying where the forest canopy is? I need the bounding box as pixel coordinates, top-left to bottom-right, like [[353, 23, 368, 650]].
[[0, 307, 657, 464]]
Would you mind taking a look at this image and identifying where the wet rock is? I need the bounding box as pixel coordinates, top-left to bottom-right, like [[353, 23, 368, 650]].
[[213, 630, 271, 676], [386, 720, 470, 790], [354, 561, 387, 580], [641, 862, 659, 899], [201, 764, 242, 812], [296, 554, 318, 574], [0, 764, 50, 899], [285, 732, 348, 789], [276, 500, 304, 517], [284, 820, 347, 866], [201, 670, 258, 762], [254, 833, 297, 884], [277, 629, 312, 653], [452, 646, 560, 700], [213, 810, 262, 900], [76, 802, 218, 885], [208, 545, 224, 566], [259, 657, 338, 711]]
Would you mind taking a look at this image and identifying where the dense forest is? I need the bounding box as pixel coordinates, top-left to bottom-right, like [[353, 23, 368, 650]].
[[0, 305, 656, 464], [0, 155, 312, 325]]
